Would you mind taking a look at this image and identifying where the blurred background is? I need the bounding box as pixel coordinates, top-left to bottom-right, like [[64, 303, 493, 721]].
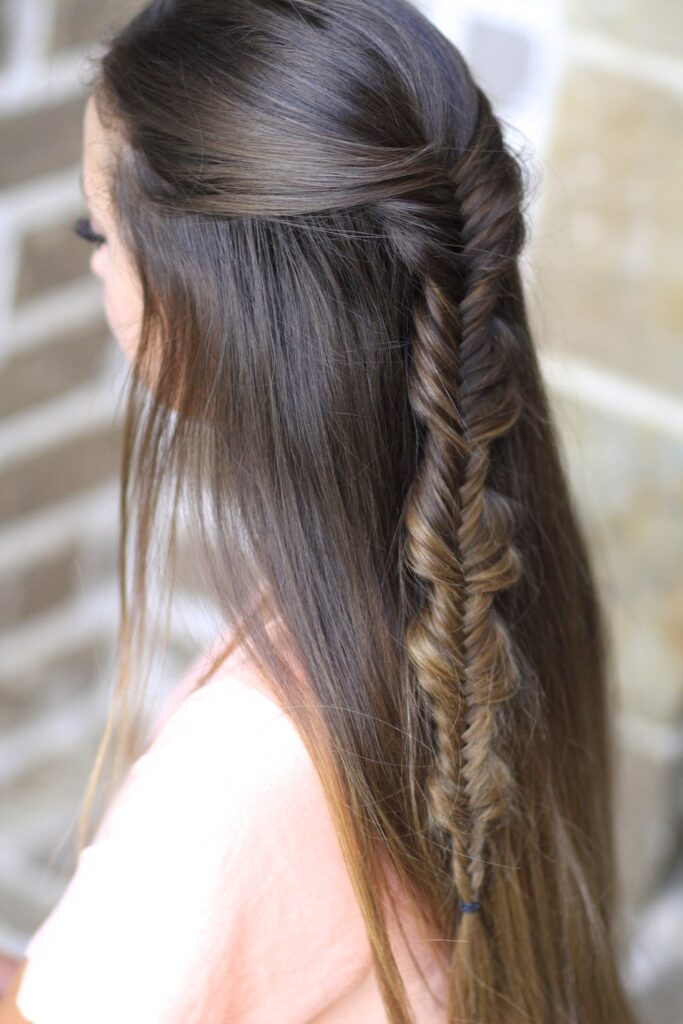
[[0, 0, 681, 1019]]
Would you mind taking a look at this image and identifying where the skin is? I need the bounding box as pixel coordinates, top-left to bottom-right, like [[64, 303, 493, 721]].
[[0, 956, 18, 996], [82, 93, 143, 365], [0, 956, 29, 1022]]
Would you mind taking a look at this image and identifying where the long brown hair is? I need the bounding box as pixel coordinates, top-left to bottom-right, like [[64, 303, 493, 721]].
[[72, 1, 640, 1021]]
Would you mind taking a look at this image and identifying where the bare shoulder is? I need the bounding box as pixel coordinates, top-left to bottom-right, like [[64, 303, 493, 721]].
[[0, 959, 31, 1024]]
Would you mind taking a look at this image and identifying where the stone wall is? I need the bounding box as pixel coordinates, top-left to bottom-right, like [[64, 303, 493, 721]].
[[529, 2, 683, 1016], [0, 0, 213, 962]]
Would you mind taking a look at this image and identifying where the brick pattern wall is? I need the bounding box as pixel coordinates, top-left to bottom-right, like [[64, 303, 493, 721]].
[[1, 1, 681, 1020], [0, 0, 213, 962], [519, 0, 683, 1016]]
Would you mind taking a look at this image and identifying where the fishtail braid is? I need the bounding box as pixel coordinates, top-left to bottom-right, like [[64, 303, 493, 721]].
[[401, 84, 528, 935]]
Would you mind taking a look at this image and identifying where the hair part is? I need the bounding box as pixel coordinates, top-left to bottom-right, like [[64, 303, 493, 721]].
[[72, 2, 640, 1021]]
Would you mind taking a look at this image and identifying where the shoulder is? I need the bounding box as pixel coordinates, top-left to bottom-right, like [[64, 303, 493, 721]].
[[16, 658, 374, 1024], [94, 661, 314, 851], [0, 960, 30, 1024]]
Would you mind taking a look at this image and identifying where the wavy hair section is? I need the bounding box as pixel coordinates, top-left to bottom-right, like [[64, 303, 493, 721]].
[[398, 84, 568, 1019], [70, 2, 641, 1022]]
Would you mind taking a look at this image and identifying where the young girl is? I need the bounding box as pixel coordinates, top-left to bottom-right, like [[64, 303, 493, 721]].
[[2, 1, 642, 1022]]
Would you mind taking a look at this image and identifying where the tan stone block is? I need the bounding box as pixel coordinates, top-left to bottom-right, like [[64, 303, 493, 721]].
[[547, 392, 683, 723], [49, 0, 142, 55], [0, 735, 100, 837], [0, 878, 52, 939], [25, 772, 114, 881], [0, 5, 8, 70], [0, 528, 117, 631], [0, 634, 113, 720], [0, 423, 124, 526], [0, 545, 79, 631], [528, 67, 683, 396], [71, 530, 118, 587], [633, 959, 683, 1024], [0, 96, 86, 189], [14, 216, 94, 307], [0, 320, 112, 416], [613, 721, 683, 911], [567, 0, 683, 60]]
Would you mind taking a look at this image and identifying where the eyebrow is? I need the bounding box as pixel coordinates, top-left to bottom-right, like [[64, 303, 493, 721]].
[[79, 169, 97, 214], [78, 168, 107, 227]]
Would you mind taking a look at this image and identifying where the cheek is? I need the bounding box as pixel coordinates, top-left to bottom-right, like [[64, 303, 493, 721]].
[[93, 249, 143, 364], [106, 276, 142, 364]]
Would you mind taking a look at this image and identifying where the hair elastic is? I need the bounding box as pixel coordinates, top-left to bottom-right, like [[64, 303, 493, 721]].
[[458, 899, 481, 914]]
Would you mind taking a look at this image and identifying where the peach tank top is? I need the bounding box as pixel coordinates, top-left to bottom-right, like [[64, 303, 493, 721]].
[[16, 626, 448, 1023]]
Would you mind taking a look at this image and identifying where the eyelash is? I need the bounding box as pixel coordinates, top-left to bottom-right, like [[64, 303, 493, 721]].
[[73, 216, 107, 249]]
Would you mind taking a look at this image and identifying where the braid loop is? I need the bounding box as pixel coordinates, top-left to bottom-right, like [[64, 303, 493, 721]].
[[399, 85, 528, 917]]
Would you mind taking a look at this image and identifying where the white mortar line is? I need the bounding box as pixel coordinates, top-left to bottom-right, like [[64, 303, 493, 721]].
[[0, 589, 221, 775], [0, 846, 65, 913], [0, 164, 84, 227], [0, 579, 119, 679], [567, 31, 683, 101], [540, 350, 683, 440], [0, 234, 20, 325], [627, 880, 683, 990], [0, 799, 81, 867], [0, 921, 31, 962], [616, 710, 683, 762], [0, 480, 120, 571], [1, 278, 107, 358], [0, 686, 108, 784], [0, 580, 215, 683], [424, 0, 561, 36], [0, 0, 55, 107], [0, 377, 122, 468], [0, 44, 94, 114]]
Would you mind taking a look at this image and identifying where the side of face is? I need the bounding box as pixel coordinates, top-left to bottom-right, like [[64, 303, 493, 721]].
[[82, 94, 143, 365]]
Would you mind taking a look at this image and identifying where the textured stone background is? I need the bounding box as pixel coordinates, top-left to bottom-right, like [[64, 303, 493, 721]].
[[0, 1, 681, 1019]]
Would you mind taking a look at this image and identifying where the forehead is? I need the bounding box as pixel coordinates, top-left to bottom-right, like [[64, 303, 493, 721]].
[[81, 95, 110, 205]]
